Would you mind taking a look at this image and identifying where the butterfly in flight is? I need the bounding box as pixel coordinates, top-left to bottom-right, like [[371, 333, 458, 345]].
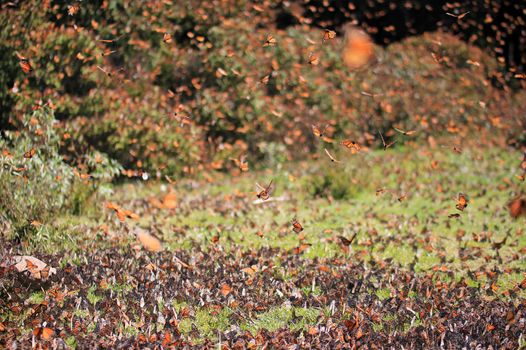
[[455, 193, 469, 211], [163, 33, 172, 43], [256, 180, 274, 200], [15, 52, 33, 74], [259, 74, 270, 85], [378, 130, 396, 150], [308, 52, 320, 66], [441, 145, 462, 154], [23, 148, 36, 159], [231, 155, 249, 172], [360, 91, 383, 98], [446, 11, 470, 20], [322, 29, 336, 43], [393, 127, 416, 136], [312, 124, 328, 138], [263, 34, 276, 47], [324, 148, 340, 163], [291, 218, 304, 233], [340, 140, 361, 154], [338, 232, 357, 246], [508, 197, 525, 218]]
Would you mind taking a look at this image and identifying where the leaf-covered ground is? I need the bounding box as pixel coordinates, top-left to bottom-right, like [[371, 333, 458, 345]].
[[1, 144, 526, 349]]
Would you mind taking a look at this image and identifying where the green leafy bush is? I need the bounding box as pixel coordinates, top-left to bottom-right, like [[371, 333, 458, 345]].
[[0, 107, 121, 238]]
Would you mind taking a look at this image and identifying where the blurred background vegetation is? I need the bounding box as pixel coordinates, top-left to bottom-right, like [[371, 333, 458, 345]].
[[0, 0, 525, 179]]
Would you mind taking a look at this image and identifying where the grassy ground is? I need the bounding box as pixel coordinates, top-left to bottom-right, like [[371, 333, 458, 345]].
[[1, 143, 526, 348]]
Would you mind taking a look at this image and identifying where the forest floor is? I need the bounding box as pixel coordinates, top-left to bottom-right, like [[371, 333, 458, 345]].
[[1, 144, 526, 349]]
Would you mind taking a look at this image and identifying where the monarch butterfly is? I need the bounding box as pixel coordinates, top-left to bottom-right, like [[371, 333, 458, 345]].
[[136, 229, 163, 252], [106, 202, 139, 221], [456, 193, 469, 211], [33, 327, 54, 341], [163, 33, 172, 43], [292, 243, 311, 255], [231, 155, 249, 172], [23, 148, 36, 159], [342, 26, 374, 70], [308, 52, 319, 66], [311, 124, 328, 138], [162, 192, 177, 209], [393, 127, 416, 136], [520, 152, 526, 171], [322, 29, 336, 43], [256, 180, 274, 200], [291, 218, 304, 233], [508, 197, 524, 218], [338, 232, 357, 246], [324, 148, 340, 163], [263, 34, 276, 47], [446, 11, 470, 20], [67, 4, 80, 16], [378, 130, 396, 150], [19, 60, 33, 74], [259, 74, 270, 85], [340, 140, 361, 153], [376, 188, 387, 196], [360, 91, 383, 98]]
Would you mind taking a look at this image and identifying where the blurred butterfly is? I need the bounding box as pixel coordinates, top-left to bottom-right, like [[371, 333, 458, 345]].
[[520, 152, 526, 171], [136, 229, 163, 252], [342, 26, 374, 70], [106, 202, 139, 221], [163, 33, 172, 43], [311, 124, 328, 138], [256, 180, 274, 200], [324, 148, 340, 163], [456, 193, 469, 211], [100, 50, 116, 57], [67, 4, 80, 16], [360, 91, 383, 98], [376, 188, 387, 196], [340, 140, 361, 153], [259, 74, 270, 85], [263, 34, 276, 47], [19, 59, 33, 74], [508, 197, 525, 218], [291, 218, 304, 233], [446, 11, 470, 20], [338, 232, 357, 246], [441, 145, 462, 154], [393, 127, 416, 136], [322, 29, 336, 43], [308, 52, 319, 66], [231, 155, 249, 172], [23, 148, 36, 159], [292, 243, 311, 255], [378, 130, 396, 150]]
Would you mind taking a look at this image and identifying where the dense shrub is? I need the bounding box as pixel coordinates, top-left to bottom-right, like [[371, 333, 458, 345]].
[[0, 107, 121, 238], [0, 1, 524, 177]]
